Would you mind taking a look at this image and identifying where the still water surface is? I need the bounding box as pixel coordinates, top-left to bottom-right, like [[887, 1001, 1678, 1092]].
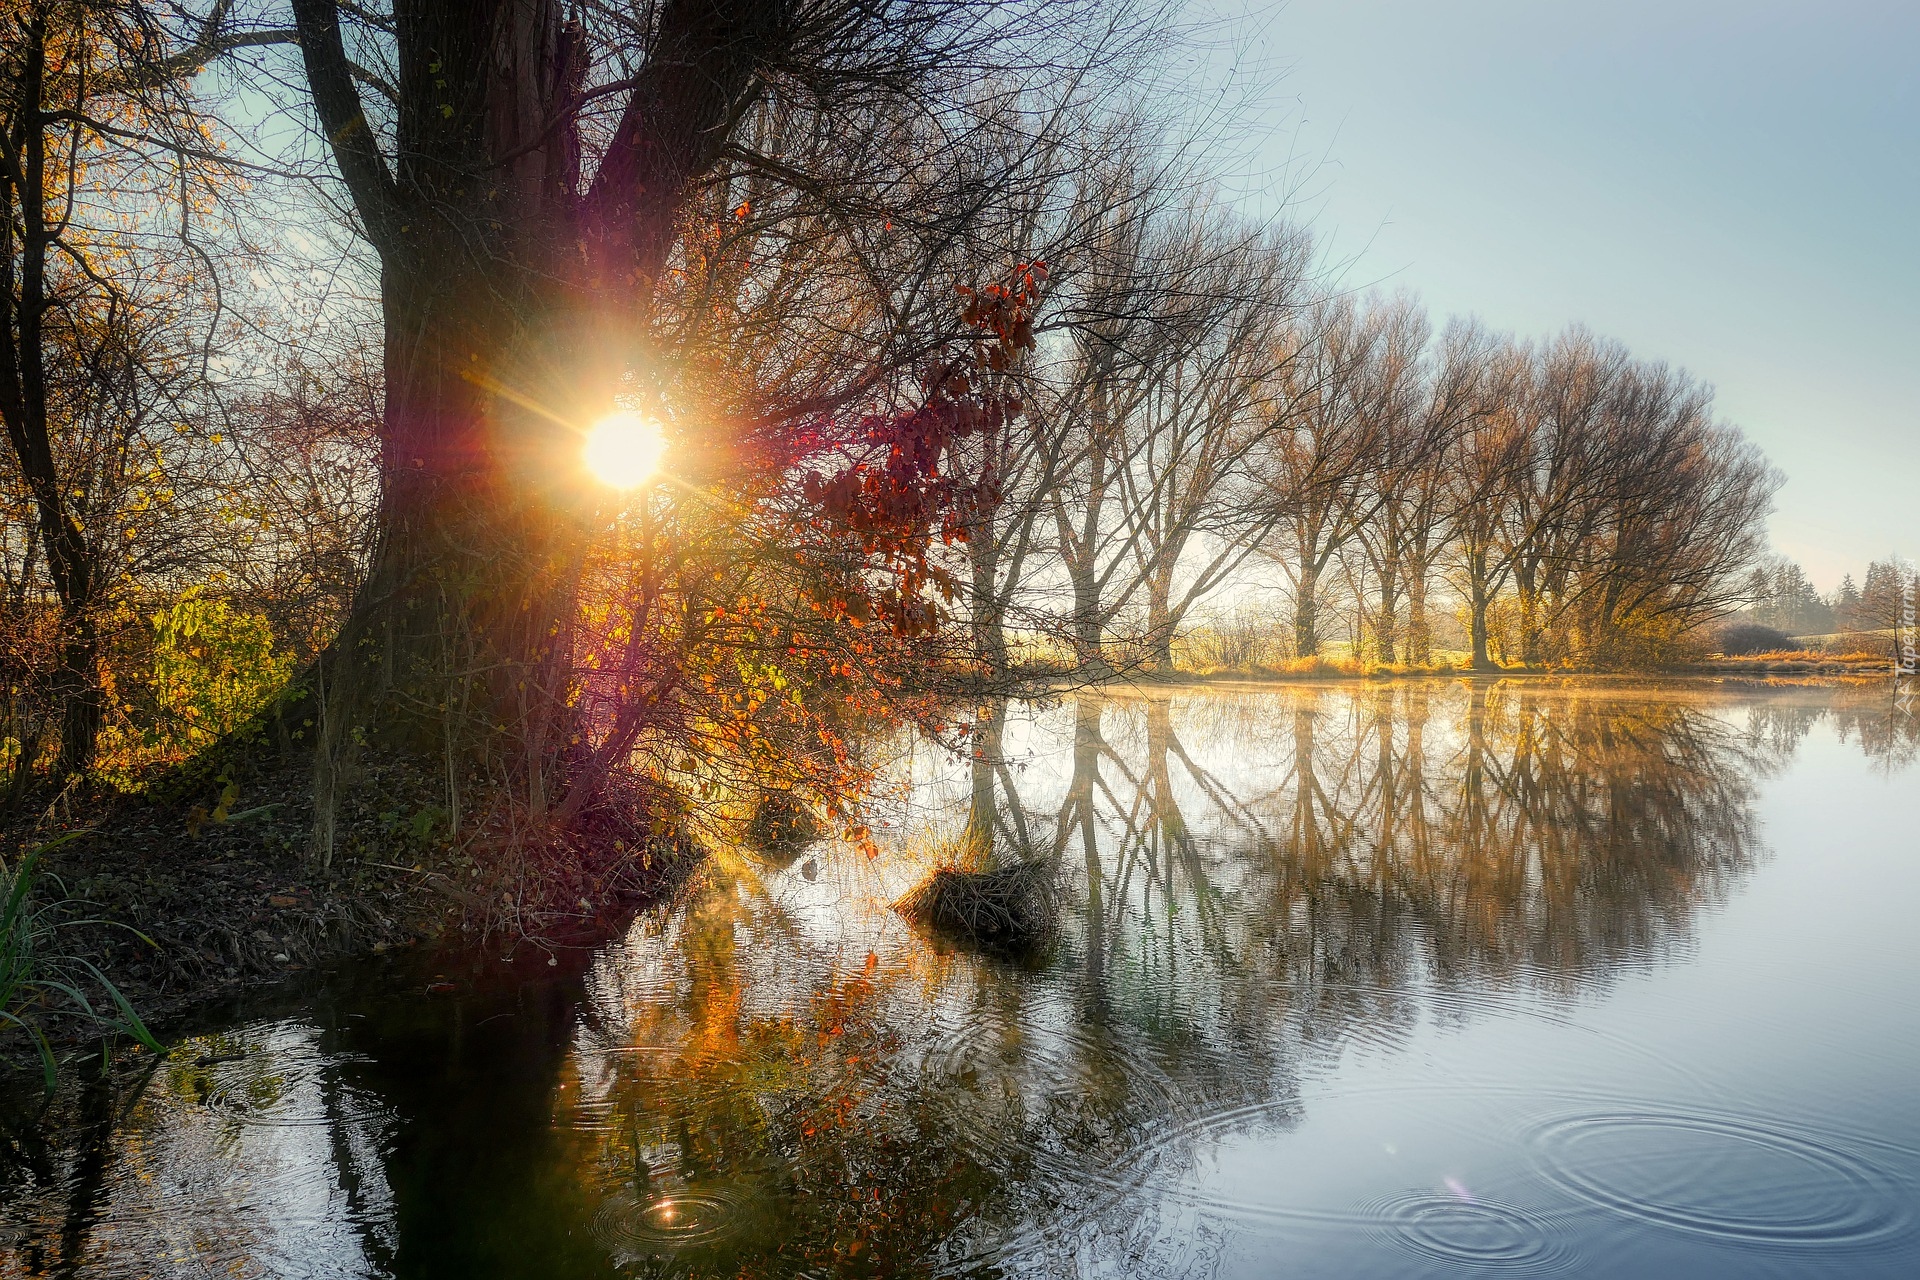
[[3, 680, 1917, 1277]]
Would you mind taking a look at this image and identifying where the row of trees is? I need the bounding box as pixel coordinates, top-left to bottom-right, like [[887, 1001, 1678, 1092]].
[[954, 218, 1782, 673]]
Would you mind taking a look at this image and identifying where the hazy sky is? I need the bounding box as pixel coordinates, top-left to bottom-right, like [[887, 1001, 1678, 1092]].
[[1196, 0, 1916, 589]]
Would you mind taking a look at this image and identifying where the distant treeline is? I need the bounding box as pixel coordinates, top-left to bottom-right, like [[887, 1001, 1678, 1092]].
[[0, 0, 1852, 818], [1731, 556, 1914, 642]]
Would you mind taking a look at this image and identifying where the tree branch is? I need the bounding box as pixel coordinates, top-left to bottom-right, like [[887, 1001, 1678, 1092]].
[[290, 0, 403, 262]]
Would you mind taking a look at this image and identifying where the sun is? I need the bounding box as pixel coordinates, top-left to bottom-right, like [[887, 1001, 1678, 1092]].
[[582, 410, 667, 489]]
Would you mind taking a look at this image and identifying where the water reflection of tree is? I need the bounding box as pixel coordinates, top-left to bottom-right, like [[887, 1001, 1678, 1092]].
[[0, 1021, 401, 1277], [560, 863, 1225, 1277], [1093, 684, 1778, 995], [957, 682, 1788, 1079]]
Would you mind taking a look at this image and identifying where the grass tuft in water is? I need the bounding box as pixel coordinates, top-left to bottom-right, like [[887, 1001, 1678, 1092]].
[[742, 790, 825, 863], [895, 852, 1059, 956]]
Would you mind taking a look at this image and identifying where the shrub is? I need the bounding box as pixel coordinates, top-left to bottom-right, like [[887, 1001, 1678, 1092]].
[[1177, 609, 1292, 671], [1717, 623, 1793, 656], [96, 589, 293, 787]]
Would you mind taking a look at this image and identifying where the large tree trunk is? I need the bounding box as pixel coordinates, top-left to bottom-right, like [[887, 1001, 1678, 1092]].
[[0, 19, 104, 775], [311, 264, 582, 859], [1468, 554, 1495, 672], [294, 0, 777, 859], [54, 607, 102, 775], [1407, 561, 1432, 665], [1069, 564, 1105, 672], [1375, 557, 1401, 665], [968, 528, 1009, 677], [1515, 562, 1544, 668], [1145, 564, 1176, 669], [1293, 560, 1321, 659]]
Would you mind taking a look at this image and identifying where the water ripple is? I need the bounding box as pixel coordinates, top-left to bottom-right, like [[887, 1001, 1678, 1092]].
[[1527, 1109, 1917, 1250], [1367, 1191, 1575, 1272], [592, 1186, 753, 1254]]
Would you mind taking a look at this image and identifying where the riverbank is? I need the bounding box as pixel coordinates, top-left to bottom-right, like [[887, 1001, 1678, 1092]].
[[1, 752, 698, 1066], [1085, 652, 1893, 687]]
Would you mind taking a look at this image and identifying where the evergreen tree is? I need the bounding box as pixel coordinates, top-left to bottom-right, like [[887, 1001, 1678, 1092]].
[[1833, 573, 1861, 630]]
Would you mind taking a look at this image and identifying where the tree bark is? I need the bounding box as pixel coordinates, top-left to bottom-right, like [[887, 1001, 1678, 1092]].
[[968, 521, 1009, 677], [1407, 563, 1432, 665], [1293, 560, 1321, 659], [1468, 554, 1496, 672], [0, 16, 104, 773], [1145, 564, 1176, 669], [1375, 557, 1400, 665], [1515, 562, 1543, 667]]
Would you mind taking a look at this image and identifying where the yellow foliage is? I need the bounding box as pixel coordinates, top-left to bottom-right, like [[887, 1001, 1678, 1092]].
[[95, 590, 292, 788]]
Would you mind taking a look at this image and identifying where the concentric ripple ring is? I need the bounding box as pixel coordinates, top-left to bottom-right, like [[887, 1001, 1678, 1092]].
[[1370, 1192, 1574, 1272], [592, 1186, 753, 1253], [1528, 1110, 1914, 1248]]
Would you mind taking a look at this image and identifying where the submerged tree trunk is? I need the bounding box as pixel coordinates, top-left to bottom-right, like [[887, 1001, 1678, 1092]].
[[963, 699, 1006, 857]]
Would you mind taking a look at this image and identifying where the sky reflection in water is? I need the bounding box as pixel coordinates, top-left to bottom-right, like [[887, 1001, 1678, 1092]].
[[3, 680, 1916, 1278]]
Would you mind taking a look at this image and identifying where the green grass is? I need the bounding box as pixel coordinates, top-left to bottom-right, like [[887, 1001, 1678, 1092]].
[[2, 832, 163, 1092]]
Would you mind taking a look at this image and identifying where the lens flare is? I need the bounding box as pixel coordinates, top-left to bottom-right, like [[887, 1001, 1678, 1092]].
[[583, 410, 666, 488]]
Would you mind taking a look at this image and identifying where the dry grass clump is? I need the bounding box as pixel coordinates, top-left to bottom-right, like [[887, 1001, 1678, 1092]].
[[742, 791, 824, 863], [1363, 659, 1466, 677], [1277, 653, 1362, 676], [895, 857, 1058, 954]]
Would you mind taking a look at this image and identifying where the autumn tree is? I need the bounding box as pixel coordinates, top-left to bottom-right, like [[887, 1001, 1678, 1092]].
[[0, 1, 265, 775]]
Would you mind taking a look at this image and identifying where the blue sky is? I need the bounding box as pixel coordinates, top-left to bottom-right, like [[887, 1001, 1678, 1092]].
[[1195, 0, 1917, 589]]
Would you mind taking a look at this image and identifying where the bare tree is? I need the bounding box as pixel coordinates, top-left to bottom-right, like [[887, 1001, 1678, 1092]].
[[1117, 218, 1311, 668], [1440, 335, 1536, 670], [1500, 329, 1625, 666], [1349, 294, 1433, 663], [1256, 295, 1393, 659], [1569, 362, 1777, 663]]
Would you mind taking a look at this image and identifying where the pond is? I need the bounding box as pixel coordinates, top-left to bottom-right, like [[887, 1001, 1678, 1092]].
[[3, 680, 1916, 1278]]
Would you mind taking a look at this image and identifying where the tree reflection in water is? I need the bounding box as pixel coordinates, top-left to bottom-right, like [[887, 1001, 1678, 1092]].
[[2, 680, 1909, 1278]]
